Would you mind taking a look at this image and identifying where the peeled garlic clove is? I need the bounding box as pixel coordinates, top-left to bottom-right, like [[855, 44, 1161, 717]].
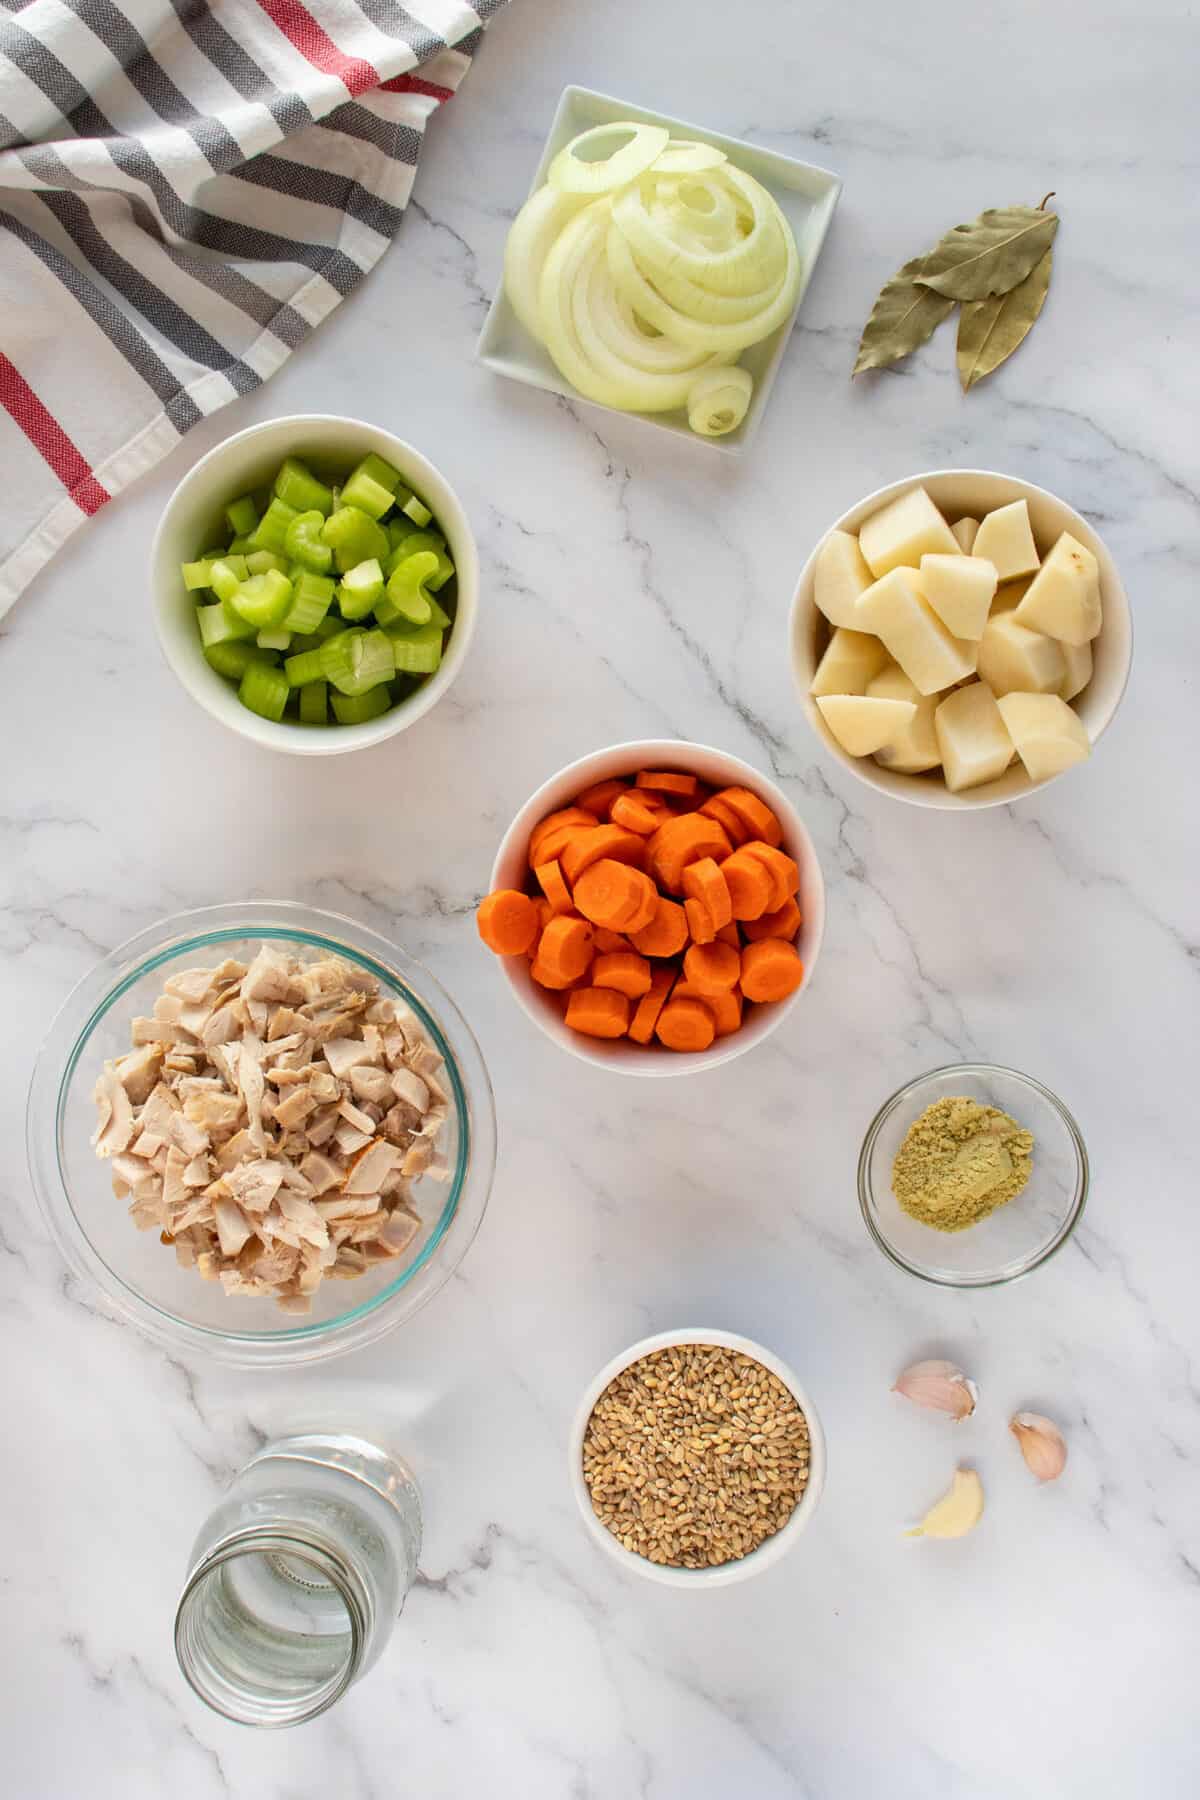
[[1010, 1412, 1067, 1481], [892, 1359, 978, 1420], [906, 1468, 984, 1539]]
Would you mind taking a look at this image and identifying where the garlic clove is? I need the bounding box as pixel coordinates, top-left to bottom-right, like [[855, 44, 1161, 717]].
[[1010, 1411, 1067, 1482], [906, 1468, 984, 1539], [892, 1359, 978, 1420]]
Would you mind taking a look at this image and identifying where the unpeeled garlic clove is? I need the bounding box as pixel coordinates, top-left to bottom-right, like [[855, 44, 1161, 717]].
[[906, 1467, 984, 1539], [892, 1359, 978, 1420], [1010, 1411, 1067, 1481]]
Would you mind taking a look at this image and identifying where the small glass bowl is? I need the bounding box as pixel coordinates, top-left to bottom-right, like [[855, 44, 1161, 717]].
[[27, 903, 496, 1365], [858, 1064, 1088, 1287]]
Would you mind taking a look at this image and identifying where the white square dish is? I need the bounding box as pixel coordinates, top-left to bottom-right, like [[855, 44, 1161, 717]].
[[475, 85, 841, 454]]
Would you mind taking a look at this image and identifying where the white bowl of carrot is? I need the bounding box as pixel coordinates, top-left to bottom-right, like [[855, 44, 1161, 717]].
[[481, 740, 825, 1075]]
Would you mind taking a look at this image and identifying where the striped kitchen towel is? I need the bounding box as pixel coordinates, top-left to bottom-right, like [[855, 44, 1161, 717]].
[[0, 0, 508, 616]]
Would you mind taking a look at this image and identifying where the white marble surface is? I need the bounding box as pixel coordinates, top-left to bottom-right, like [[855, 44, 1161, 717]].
[[3, 1, 1199, 1793]]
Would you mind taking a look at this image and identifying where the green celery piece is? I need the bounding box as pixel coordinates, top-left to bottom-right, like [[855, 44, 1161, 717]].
[[322, 505, 390, 574], [239, 660, 290, 722], [339, 469, 394, 520], [387, 621, 443, 675], [251, 495, 299, 554], [332, 686, 391, 725], [274, 456, 334, 516], [285, 647, 325, 688], [182, 559, 215, 591], [425, 592, 451, 630], [246, 549, 287, 576], [197, 601, 253, 648], [299, 680, 328, 725], [225, 494, 259, 537], [384, 530, 452, 590], [319, 626, 395, 696], [386, 518, 418, 553], [377, 550, 437, 628], [209, 556, 249, 604], [230, 568, 293, 629], [227, 535, 254, 555], [311, 615, 343, 641], [285, 509, 335, 573], [352, 452, 402, 494], [205, 640, 274, 681], [257, 628, 291, 650], [401, 493, 432, 528], [283, 569, 335, 634], [337, 557, 385, 621]]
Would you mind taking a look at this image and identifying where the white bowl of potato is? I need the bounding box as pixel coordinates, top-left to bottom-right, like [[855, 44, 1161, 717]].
[[789, 470, 1132, 809]]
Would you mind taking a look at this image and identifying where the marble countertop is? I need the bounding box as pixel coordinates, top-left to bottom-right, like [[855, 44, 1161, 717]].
[[3, 1, 1198, 1794]]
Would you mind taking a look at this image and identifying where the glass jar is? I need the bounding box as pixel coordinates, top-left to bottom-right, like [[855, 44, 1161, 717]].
[[175, 1433, 421, 1726]]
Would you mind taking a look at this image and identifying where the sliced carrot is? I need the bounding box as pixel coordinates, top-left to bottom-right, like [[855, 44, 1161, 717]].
[[743, 897, 802, 943], [534, 859, 574, 915], [576, 778, 629, 820], [680, 856, 733, 931], [623, 874, 659, 934], [477, 889, 538, 957], [591, 925, 632, 954], [591, 951, 652, 999], [565, 986, 630, 1039], [655, 996, 716, 1053], [636, 770, 698, 797], [560, 825, 645, 885], [740, 841, 799, 911], [535, 915, 594, 985], [711, 786, 783, 848], [698, 794, 750, 844], [629, 895, 688, 959], [647, 813, 732, 894], [673, 977, 742, 1037], [683, 940, 741, 995], [610, 791, 665, 837], [716, 920, 742, 948], [529, 806, 597, 864], [740, 938, 804, 1003], [628, 966, 675, 1044], [574, 859, 652, 931], [684, 896, 716, 946], [720, 849, 774, 922]]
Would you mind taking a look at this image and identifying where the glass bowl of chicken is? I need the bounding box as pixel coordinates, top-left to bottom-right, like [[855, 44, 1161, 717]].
[[27, 902, 496, 1366]]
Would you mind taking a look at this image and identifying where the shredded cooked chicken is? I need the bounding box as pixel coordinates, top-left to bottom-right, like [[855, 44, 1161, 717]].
[[90, 947, 450, 1313]]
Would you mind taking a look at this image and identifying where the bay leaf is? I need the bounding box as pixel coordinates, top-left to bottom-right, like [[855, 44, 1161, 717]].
[[916, 206, 1058, 302], [956, 247, 1053, 391], [853, 254, 956, 376]]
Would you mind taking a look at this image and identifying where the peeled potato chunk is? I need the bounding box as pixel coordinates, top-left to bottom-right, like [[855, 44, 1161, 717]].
[[810, 626, 888, 697], [857, 567, 977, 695], [1059, 637, 1093, 702], [950, 517, 979, 554], [972, 499, 1040, 582], [918, 554, 997, 640], [857, 486, 961, 579], [814, 529, 875, 629], [1012, 531, 1102, 646], [991, 575, 1033, 614], [976, 611, 1066, 699], [996, 692, 1090, 782], [934, 682, 1014, 792], [816, 694, 918, 758], [867, 662, 940, 774]]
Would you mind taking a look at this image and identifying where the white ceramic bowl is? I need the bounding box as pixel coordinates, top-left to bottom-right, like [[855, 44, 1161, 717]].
[[569, 1327, 826, 1588], [152, 415, 479, 756], [489, 740, 825, 1075], [789, 469, 1133, 809]]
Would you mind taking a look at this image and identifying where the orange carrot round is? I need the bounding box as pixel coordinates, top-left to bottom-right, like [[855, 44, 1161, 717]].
[[559, 825, 645, 886], [720, 849, 773, 921], [711, 787, 783, 848], [646, 813, 732, 893], [622, 870, 659, 934], [574, 859, 653, 931], [610, 791, 665, 837], [534, 859, 574, 914], [535, 914, 594, 985], [628, 965, 675, 1044], [672, 977, 742, 1038], [715, 920, 742, 948], [477, 890, 538, 957], [565, 987, 630, 1039], [684, 896, 716, 946], [683, 940, 740, 995], [655, 996, 716, 1052], [576, 778, 629, 819], [740, 841, 799, 911], [591, 951, 653, 998], [636, 770, 698, 797], [680, 856, 733, 931], [591, 925, 632, 954], [629, 895, 688, 958], [529, 806, 597, 864], [743, 897, 802, 943], [740, 938, 804, 1002]]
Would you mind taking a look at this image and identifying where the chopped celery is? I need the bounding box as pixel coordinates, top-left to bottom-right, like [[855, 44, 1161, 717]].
[[274, 456, 334, 516], [246, 549, 287, 576], [257, 628, 291, 651], [225, 494, 259, 537], [251, 495, 299, 554], [386, 620, 443, 675], [209, 556, 250, 603], [182, 559, 215, 591], [353, 453, 402, 494], [197, 601, 254, 648], [299, 680, 328, 725], [238, 660, 289, 721], [319, 627, 394, 695], [283, 569, 335, 634], [332, 686, 392, 725], [284, 647, 325, 688], [425, 592, 452, 630], [386, 518, 417, 553], [337, 557, 385, 621], [321, 505, 390, 573], [401, 493, 432, 528], [384, 530, 453, 590], [228, 535, 254, 555], [339, 469, 394, 520], [205, 640, 274, 680], [377, 550, 438, 628], [230, 568, 293, 629], [284, 509, 334, 574]]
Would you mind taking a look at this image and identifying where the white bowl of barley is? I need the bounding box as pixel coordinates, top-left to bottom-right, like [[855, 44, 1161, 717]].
[[569, 1327, 826, 1587]]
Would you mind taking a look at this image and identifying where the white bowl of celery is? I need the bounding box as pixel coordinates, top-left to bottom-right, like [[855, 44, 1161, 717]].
[[153, 416, 478, 754]]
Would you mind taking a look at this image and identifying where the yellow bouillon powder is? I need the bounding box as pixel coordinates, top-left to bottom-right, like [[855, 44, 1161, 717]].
[[892, 1096, 1034, 1232]]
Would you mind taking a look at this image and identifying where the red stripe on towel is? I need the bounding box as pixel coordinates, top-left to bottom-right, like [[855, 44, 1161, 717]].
[[380, 74, 454, 103], [0, 353, 109, 513], [254, 0, 380, 97]]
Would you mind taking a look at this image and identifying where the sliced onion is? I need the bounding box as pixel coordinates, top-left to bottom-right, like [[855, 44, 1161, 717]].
[[577, 242, 729, 381], [651, 139, 727, 175], [613, 166, 783, 296], [547, 122, 670, 195], [688, 366, 753, 436], [504, 185, 591, 341]]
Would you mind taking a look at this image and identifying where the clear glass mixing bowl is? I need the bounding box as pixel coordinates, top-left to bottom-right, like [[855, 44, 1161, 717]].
[[27, 902, 496, 1365]]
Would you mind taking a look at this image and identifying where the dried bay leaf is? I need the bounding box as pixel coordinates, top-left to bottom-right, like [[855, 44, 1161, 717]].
[[957, 248, 1053, 391], [916, 205, 1058, 301], [852, 254, 956, 376]]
